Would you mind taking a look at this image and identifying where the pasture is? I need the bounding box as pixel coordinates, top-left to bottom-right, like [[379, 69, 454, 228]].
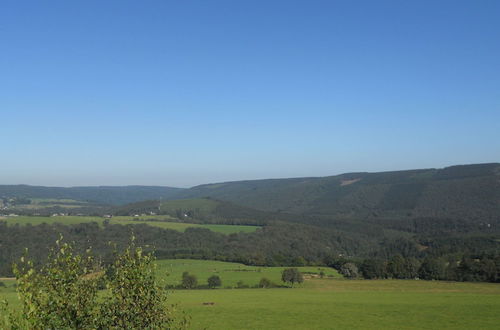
[[1, 273, 499, 329], [154, 259, 500, 329], [0, 216, 259, 234], [170, 279, 500, 329], [156, 259, 341, 288]]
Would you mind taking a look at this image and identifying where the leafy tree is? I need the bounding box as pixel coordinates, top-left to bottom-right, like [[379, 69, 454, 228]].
[[1, 237, 188, 330], [478, 258, 498, 282], [258, 277, 273, 288], [404, 257, 421, 279], [207, 275, 221, 289], [292, 256, 307, 266], [181, 271, 198, 289], [360, 259, 387, 279], [99, 241, 188, 329], [10, 239, 99, 329], [281, 268, 304, 286], [387, 255, 406, 279], [339, 262, 359, 279], [419, 257, 446, 280]]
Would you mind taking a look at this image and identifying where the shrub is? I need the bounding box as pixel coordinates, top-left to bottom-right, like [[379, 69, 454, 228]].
[[258, 277, 273, 288], [0, 237, 189, 329], [181, 271, 198, 289], [207, 275, 221, 289], [281, 268, 304, 286], [236, 280, 249, 288], [340, 263, 359, 279]]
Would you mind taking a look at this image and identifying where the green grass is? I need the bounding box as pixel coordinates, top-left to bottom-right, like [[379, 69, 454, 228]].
[[10, 198, 90, 209], [1, 260, 499, 329], [2, 275, 499, 329], [170, 280, 500, 330], [0, 216, 259, 234], [156, 259, 340, 288], [0, 279, 18, 309]]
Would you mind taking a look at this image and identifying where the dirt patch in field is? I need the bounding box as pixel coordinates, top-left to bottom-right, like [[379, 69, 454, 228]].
[[340, 178, 361, 186]]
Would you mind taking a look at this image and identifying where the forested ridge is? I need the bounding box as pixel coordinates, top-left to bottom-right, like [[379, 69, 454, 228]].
[[0, 185, 183, 205], [175, 163, 500, 223]]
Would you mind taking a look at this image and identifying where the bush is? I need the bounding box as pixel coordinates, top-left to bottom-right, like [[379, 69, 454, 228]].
[[207, 275, 221, 289], [340, 263, 359, 279], [236, 280, 249, 288], [0, 237, 189, 329], [281, 268, 304, 286], [181, 271, 198, 289], [258, 277, 273, 288]]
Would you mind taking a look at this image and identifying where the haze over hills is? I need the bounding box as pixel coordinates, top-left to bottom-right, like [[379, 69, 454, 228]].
[[0, 185, 184, 205], [2, 163, 499, 228], [174, 163, 500, 223]]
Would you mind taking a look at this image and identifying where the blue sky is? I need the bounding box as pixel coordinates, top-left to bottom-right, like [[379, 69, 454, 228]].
[[1, 0, 499, 187]]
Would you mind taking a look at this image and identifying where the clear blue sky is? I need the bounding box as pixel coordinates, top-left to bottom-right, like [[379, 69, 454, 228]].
[[1, 0, 499, 187]]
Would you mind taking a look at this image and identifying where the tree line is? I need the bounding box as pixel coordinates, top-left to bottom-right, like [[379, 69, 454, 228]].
[[331, 255, 500, 282], [0, 221, 498, 283]]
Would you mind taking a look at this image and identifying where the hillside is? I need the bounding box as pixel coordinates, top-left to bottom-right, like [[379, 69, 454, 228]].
[[0, 185, 184, 205], [172, 163, 500, 225], [113, 198, 275, 226]]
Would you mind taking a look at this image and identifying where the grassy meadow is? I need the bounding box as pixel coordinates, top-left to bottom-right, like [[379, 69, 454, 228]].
[[7, 198, 90, 210], [171, 279, 500, 330], [0, 215, 259, 234], [152, 259, 500, 329], [156, 259, 341, 288], [1, 265, 499, 329]]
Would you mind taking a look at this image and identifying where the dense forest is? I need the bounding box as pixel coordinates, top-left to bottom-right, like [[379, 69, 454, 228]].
[[0, 220, 498, 282]]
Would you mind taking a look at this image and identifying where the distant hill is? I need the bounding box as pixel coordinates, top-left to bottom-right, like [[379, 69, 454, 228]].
[[172, 163, 500, 224], [0, 185, 184, 205], [2, 163, 499, 225]]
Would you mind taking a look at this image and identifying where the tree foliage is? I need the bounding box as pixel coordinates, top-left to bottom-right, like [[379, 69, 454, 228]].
[[207, 275, 221, 289], [0, 237, 188, 330], [181, 272, 198, 289], [258, 277, 273, 288], [281, 268, 304, 286], [339, 263, 359, 279]]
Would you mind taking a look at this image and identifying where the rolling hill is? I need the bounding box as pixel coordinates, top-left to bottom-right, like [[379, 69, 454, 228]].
[[171, 163, 500, 225], [0, 185, 184, 205]]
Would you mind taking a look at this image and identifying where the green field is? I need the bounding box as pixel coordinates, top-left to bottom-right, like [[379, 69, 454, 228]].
[[156, 259, 341, 288], [0, 216, 260, 234], [152, 259, 500, 330], [1, 259, 499, 329], [7, 198, 91, 209], [171, 280, 500, 329]]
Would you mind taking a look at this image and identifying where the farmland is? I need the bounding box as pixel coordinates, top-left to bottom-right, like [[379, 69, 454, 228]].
[[1, 259, 499, 329], [156, 259, 341, 288], [171, 279, 500, 329], [0, 215, 260, 234]]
